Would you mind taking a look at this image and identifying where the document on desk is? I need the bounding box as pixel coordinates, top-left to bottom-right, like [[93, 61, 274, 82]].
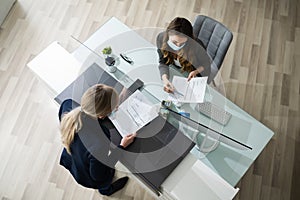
[[109, 90, 158, 137], [168, 76, 207, 103]]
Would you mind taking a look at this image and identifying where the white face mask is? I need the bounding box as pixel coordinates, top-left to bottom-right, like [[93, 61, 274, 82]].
[[167, 39, 186, 51]]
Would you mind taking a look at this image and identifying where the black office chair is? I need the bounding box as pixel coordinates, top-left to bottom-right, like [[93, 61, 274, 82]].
[[193, 15, 233, 84]]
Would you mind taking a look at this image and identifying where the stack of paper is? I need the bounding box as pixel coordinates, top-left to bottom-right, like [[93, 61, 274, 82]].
[[168, 76, 207, 103], [27, 42, 81, 95], [109, 90, 158, 137]]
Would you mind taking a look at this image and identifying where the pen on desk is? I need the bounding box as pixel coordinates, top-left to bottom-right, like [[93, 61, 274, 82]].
[[173, 89, 184, 97]]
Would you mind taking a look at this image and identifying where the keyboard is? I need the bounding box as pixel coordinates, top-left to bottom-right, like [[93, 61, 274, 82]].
[[196, 101, 232, 125]]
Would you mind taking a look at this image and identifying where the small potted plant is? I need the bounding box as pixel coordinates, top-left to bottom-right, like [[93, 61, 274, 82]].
[[102, 46, 112, 57], [102, 46, 116, 72]]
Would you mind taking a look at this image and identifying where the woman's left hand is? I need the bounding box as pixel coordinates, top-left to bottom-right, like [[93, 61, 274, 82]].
[[187, 67, 204, 81], [187, 70, 199, 81], [120, 133, 137, 148]]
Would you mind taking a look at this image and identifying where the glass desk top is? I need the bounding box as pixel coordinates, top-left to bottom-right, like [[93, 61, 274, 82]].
[[70, 26, 274, 186]]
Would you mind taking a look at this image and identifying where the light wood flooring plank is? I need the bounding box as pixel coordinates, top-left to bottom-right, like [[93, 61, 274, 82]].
[[0, 0, 299, 200]]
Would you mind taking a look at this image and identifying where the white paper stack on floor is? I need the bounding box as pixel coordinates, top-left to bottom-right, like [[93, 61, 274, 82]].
[[27, 42, 81, 95]]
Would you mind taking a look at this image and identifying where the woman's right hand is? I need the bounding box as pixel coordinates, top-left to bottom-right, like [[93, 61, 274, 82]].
[[120, 133, 136, 148], [163, 79, 175, 93]]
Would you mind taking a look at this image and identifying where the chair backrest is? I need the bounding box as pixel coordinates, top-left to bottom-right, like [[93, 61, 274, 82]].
[[193, 15, 233, 82]]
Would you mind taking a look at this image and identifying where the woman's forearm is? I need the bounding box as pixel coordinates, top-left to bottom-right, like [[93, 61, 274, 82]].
[[162, 74, 169, 82], [196, 66, 204, 74]]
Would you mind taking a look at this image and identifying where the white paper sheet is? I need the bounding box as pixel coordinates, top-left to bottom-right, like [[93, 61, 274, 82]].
[[109, 90, 158, 137], [168, 76, 207, 103]]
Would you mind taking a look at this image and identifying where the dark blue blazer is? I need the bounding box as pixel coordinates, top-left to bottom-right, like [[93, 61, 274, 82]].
[[59, 99, 123, 189]]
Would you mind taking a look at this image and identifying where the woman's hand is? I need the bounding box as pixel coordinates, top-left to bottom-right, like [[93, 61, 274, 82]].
[[163, 79, 175, 93], [120, 133, 136, 148], [187, 67, 204, 81], [162, 75, 174, 93]]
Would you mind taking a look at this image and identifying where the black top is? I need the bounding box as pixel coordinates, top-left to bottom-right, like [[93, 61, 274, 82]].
[[59, 99, 124, 189], [156, 31, 211, 79]]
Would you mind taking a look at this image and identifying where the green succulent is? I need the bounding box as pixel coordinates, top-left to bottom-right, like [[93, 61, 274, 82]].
[[102, 46, 112, 55]]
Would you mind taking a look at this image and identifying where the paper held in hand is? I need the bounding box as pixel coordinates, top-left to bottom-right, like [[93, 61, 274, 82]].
[[168, 76, 207, 103], [109, 90, 159, 137]]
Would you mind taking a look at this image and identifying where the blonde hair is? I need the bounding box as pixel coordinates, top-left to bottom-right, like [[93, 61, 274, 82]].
[[60, 84, 119, 154]]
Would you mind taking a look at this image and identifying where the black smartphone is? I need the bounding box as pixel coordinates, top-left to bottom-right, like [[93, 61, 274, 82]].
[[119, 79, 144, 104], [128, 79, 144, 93]]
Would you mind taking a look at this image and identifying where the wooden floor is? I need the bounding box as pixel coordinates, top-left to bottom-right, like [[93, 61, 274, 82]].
[[0, 0, 299, 199]]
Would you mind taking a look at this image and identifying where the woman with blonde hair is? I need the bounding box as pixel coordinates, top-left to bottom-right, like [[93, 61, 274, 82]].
[[58, 84, 136, 196], [156, 17, 211, 93]]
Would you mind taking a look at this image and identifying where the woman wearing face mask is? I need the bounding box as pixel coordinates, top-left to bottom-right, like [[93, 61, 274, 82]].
[[58, 84, 136, 196], [156, 17, 211, 93]]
